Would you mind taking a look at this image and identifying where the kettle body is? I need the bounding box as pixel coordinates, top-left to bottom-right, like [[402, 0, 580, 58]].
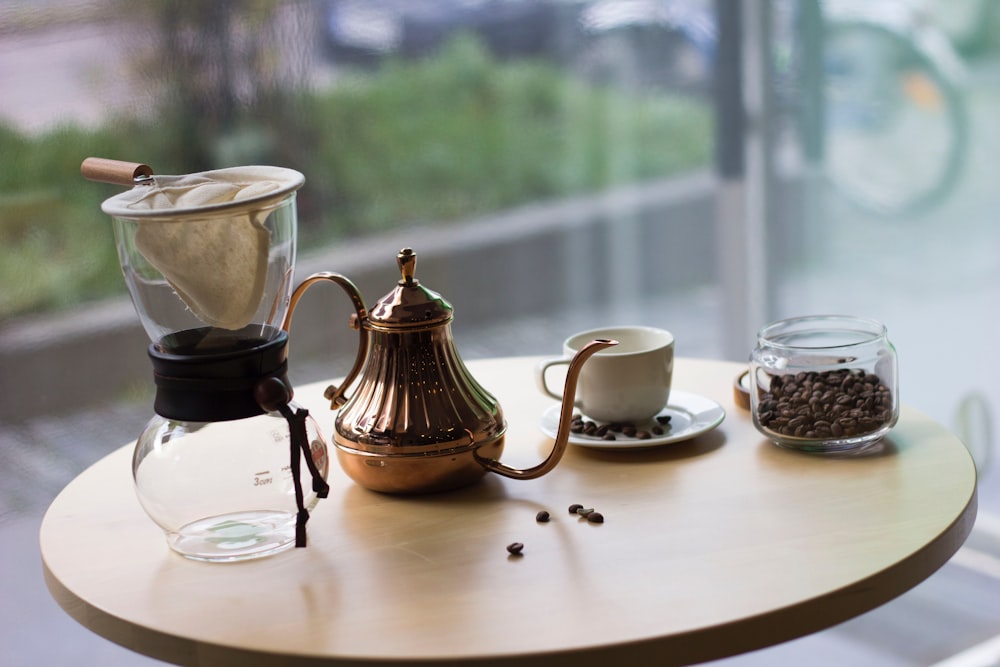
[[335, 321, 507, 493], [285, 248, 615, 494]]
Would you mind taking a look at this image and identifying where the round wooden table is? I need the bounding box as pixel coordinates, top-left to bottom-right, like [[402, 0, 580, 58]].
[[40, 357, 978, 666]]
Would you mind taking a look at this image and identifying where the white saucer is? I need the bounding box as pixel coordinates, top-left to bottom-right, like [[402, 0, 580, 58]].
[[539, 390, 726, 449]]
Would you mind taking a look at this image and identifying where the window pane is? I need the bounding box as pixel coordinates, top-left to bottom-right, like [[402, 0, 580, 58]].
[[765, 0, 1000, 476], [3, 1, 1000, 665]]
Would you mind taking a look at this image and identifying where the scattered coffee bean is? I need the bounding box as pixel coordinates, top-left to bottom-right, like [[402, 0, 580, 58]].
[[587, 512, 604, 524], [506, 542, 524, 555], [635, 430, 651, 440], [756, 369, 893, 441], [568, 503, 583, 514], [656, 415, 672, 425], [651, 426, 664, 436], [602, 432, 616, 441], [536, 510, 550, 523], [622, 425, 637, 437]]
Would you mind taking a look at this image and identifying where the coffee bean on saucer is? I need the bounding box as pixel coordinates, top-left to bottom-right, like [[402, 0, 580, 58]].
[[656, 415, 672, 425], [622, 425, 637, 437], [651, 426, 664, 436], [635, 431, 651, 440], [602, 433, 616, 441]]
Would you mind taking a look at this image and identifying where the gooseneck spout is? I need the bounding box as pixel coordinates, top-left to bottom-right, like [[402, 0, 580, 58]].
[[477, 338, 619, 480]]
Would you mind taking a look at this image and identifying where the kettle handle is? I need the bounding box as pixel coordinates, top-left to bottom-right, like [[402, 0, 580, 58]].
[[283, 272, 369, 410], [477, 338, 618, 480]]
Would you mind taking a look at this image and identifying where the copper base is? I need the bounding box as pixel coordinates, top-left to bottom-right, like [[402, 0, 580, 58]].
[[334, 436, 506, 494]]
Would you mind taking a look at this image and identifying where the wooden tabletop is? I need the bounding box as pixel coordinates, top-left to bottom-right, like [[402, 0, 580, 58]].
[[40, 357, 978, 666]]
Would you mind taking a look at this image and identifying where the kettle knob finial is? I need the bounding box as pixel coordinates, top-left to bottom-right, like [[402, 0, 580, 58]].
[[398, 247, 417, 286]]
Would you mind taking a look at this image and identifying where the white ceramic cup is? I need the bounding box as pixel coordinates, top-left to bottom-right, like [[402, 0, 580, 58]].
[[536, 326, 674, 424]]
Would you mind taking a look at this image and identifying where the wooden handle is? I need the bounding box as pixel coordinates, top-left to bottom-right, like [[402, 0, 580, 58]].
[[80, 157, 153, 186]]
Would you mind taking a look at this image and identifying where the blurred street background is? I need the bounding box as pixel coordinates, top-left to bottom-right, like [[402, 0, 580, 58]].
[[2, 1, 999, 665]]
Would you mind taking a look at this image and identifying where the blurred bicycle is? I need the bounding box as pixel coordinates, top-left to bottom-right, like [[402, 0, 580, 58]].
[[818, 0, 968, 218], [576, 0, 970, 218]]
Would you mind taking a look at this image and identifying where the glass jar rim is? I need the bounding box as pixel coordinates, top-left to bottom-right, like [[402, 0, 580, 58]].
[[757, 315, 887, 350]]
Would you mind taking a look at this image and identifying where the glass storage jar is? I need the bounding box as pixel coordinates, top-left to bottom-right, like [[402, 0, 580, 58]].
[[750, 315, 898, 452]]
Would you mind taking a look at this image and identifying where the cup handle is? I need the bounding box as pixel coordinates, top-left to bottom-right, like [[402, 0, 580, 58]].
[[282, 272, 369, 410], [536, 357, 572, 403]]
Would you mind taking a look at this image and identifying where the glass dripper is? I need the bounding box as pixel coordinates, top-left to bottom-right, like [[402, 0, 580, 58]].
[[84, 158, 329, 562]]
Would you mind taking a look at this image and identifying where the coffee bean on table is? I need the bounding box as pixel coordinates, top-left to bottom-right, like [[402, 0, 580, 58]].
[[536, 510, 550, 523], [568, 503, 583, 514], [506, 542, 524, 555], [587, 512, 604, 524]]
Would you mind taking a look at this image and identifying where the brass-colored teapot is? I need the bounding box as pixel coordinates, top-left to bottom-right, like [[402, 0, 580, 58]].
[[285, 248, 615, 494]]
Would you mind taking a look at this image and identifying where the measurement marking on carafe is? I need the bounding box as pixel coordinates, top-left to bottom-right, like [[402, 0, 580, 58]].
[[253, 471, 273, 487]]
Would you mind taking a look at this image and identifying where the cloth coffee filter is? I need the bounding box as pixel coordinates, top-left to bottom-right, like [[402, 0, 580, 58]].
[[101, 166, 304, 330]]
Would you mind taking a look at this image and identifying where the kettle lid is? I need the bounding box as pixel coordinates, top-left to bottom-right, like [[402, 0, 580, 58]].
[[368, 248, 453, 328]]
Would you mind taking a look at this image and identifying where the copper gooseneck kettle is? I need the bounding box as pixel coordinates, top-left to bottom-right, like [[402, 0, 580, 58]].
[[285, 248, 616, 494]]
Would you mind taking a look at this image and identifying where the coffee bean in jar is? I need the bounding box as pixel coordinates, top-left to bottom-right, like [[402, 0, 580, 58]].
[[749, 316, 898, 452]]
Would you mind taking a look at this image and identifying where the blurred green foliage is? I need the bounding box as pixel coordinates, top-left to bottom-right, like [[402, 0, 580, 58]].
[[0, 35, 712, 322]]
